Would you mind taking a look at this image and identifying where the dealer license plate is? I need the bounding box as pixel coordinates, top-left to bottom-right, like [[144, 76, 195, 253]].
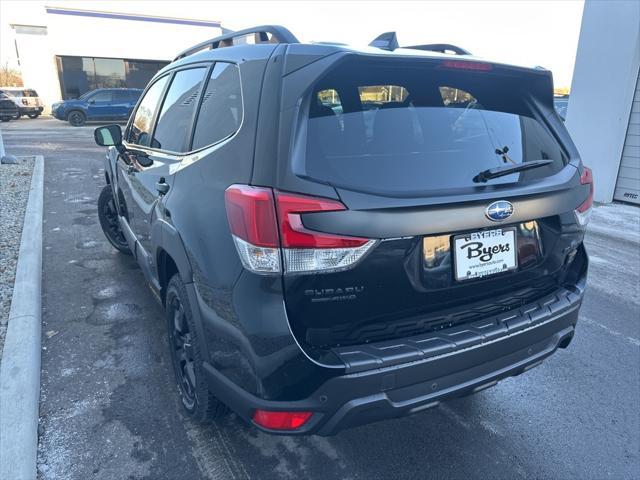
[[453, 228, 517, 281]]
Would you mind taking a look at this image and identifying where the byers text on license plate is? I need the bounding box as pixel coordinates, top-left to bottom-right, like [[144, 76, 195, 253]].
[[453, 228, 517, 281]]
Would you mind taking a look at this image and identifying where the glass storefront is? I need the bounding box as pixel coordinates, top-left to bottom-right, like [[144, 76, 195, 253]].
[[56, 55, 169, 99]]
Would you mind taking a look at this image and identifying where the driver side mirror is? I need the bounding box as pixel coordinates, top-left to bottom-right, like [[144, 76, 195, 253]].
[[94, 124, 124, 152]]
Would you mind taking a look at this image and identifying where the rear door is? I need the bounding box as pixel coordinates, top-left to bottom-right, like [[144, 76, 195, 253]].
[[276, 55, 587, 350], [111, 90, 133, 119], [86, 90, 114, 119], [121, 66, 208, 280]]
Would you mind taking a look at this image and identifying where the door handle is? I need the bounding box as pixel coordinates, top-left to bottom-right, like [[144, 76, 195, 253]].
[[156, 177, 170, 195]]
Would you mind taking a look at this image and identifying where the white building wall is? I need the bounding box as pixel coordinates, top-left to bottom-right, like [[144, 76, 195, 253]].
[[565, 1, 640, 203], [45, 9, 220, 62], [12, 8, 222, 112], [12, 26, 62, 113]]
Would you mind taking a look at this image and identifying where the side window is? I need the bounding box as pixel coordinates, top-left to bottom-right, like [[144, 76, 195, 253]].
[[128, 76, 169, 147], [191, 63, 243, 151], [90, 90, 112, 102], [113, 91, 130, 102], [153, 67, 206, 153]]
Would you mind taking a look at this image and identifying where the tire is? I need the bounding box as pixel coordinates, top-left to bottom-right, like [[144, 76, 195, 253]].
[[13, 112, 21, 120], [68, 110, 86, 126], [27, 113, 40, 119], [166, 274, 228, 422], [97, 185, 131, 255], [0, 117, 10, 122]]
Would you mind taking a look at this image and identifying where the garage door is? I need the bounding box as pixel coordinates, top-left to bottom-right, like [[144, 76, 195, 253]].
[[614, 70, 640, 204]]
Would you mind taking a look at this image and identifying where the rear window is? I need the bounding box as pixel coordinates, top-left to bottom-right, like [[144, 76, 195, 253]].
[[23, 89, 38, 97], [303, 61, 567, 194]]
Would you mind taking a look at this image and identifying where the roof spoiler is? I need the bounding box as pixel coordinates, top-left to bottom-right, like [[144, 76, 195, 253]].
[[174, 25, 299, 61], [369, 31, 471, 55]]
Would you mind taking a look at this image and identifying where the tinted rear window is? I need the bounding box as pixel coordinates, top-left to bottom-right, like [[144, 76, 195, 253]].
[[303, 61, 567, 194]]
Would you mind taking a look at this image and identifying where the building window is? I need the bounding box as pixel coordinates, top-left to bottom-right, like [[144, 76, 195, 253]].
[[56, 55, 168, 100]]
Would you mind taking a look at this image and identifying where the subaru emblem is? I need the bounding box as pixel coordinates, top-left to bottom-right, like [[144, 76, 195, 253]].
[[485, 201, 514, 222]]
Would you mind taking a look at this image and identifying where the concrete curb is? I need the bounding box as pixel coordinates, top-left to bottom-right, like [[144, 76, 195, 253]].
[[0, 155, 44, 480]]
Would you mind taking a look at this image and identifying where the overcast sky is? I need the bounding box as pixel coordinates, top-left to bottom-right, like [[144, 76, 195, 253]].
[[0, 0, 584, 88]]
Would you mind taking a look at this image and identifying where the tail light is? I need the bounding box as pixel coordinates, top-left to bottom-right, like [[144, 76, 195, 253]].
[[225, 185, 377, 275], [252, 410, 313, 430], [22, 98, 28, 105], [575, 166, 593, 226]]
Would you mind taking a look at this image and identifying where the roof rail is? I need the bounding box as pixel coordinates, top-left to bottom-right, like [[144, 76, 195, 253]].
[[404, 43, 471, 55], [174, 25, 298, 61]]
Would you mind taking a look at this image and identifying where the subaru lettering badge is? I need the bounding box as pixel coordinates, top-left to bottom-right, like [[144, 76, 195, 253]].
[[485, 200, 514, 222]]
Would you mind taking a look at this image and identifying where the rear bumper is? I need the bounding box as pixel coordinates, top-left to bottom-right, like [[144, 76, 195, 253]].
[[204, 286, 583, 435], [18, 106, 43, 114]]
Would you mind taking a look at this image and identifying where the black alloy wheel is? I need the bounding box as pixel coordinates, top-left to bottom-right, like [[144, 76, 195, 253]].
[[168, 294, 198, 410], [97, 185, 131, 254], [68, 110, 86, 126], [165, 274, 228, 421]]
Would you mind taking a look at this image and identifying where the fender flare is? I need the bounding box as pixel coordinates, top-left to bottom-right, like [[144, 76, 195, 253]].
[[154, 219, 194, 286]]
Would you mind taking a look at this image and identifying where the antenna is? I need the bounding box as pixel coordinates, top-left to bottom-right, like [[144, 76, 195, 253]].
[[368, 32, 399, 51]]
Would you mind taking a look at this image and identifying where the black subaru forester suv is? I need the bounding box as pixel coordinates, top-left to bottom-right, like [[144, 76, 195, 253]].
[[94, 26, 591, 435]]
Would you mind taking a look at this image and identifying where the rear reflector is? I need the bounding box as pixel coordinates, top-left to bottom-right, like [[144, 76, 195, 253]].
[[252, 410, 313, 430], [575, 166, 594, 226], [225, 185, 377, 275]]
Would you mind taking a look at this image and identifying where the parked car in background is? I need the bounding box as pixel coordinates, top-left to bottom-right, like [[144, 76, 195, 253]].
[[554, 94, 569, 120], [94, 26, 591, 435], [0, 87, 44, 118], [51, 88, 142, 126], [0, 92, 19, 122]]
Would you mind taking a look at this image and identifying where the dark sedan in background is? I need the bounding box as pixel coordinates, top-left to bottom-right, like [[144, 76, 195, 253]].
[[51, 88, 142, 126]]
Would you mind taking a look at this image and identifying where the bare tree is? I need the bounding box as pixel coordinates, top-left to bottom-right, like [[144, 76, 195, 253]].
[[0, 63, 24, 87]]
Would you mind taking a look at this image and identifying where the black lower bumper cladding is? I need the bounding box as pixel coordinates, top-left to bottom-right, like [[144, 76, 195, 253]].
[[204, 286, 582, 435]]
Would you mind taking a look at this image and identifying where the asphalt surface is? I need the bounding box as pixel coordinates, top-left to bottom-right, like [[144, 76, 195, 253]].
[[2, 117, 639, 480]]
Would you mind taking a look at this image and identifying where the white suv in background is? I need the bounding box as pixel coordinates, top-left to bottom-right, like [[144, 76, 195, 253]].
[[0, 87, 44, 119]]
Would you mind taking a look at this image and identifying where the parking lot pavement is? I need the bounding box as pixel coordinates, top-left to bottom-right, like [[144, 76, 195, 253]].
[[2, 118, 639, 480]]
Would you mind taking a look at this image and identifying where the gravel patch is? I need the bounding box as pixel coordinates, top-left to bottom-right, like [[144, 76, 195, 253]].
[[0, 156, 35, 359]]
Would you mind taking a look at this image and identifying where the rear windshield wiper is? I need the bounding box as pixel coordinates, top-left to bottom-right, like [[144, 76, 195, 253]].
[[473, 160, 553, 183]]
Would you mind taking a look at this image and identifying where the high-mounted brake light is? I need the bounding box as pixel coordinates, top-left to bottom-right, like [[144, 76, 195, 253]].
[[440, 60, 493, 71], [225, 185, 377, 275], [575, 166, 594, 226], [252, 410, 313, 430]]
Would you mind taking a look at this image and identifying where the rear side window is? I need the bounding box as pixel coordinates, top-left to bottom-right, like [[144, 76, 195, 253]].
[[128, 76, 169, 147], [153, 67, 206, 153], [90, 90, 112, 102], [304, 62, 567, 194], [191, 63, 242, 150], [113, 91, 130, 102]]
